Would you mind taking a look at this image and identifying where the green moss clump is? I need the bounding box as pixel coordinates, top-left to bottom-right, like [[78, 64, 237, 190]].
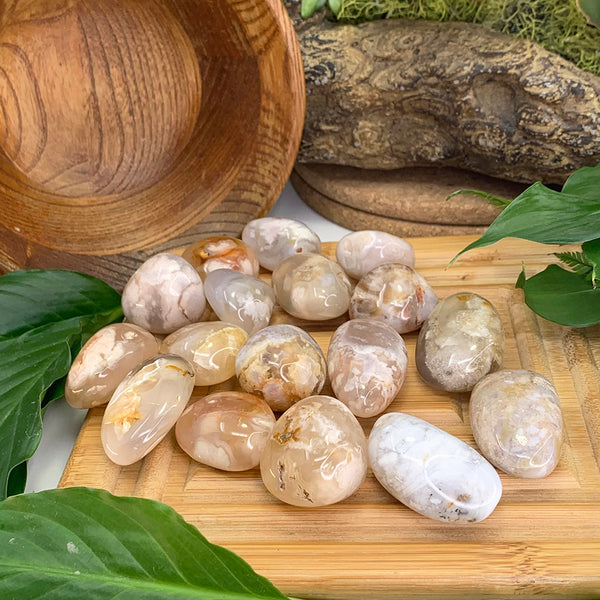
[[333, 0, 600, 77]]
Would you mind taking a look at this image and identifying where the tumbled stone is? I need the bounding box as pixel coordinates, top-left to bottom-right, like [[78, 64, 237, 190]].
[[349, 263, 438, 334], [369, 412, 502, 523], [182, 236, 259, 280], [415, 292, 504, 393], [175, 391, 276, 471], [235, 324, 327, 412], [65, 323, 159, 409], [327, 319, 407, 418], [241, 217, 322, 271], [101, 354, 195, 466], [161, 321, 248, 386], [260, 395, 367, 506], [470, 369, 563, 478], [336, 230, 415, 279], [121, 252, 206, 335], [272, 253, 352, 321], [203, 269, 275, 335]]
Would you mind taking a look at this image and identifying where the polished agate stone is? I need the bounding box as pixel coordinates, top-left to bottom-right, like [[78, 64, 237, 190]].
[[272, 253, 352, 321], [260, 395, 367, 506], [241, 217, 322, 271], [470, 369, 563, 478], [336, 230, 415, 279], [121, 252, 206, 334], [101, 354, 195, 466], [416, 292, 504, 393], [175, 391, 276, 471], [327, 319, 407, 418], [161, 321, 248, 386], [65, 323, 158, 409], [182, 236, 259, 280], [349, 263, 438, 334], [235, 324, 326, 412], [369, 412, 502, 523], [203, 269, 275, 335]]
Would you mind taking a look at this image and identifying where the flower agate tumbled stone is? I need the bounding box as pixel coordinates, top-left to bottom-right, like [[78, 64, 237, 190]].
[[235, 324, 327, 412], [101, 354, 195, 466], [121, 252, 206, 334], [327, 319, 407, 418], [272, 253, 352, 321], [175, 391, 276, 471], [161, 321, 248, 386], [65, 323, 159, 409], [369, 413, 502, 523], [336, 230, 415, 279], [470, 369, 564, 478], [260, 395, 368, 506], [182, 236, 259, 280], [241, 217, 321, 271], [203, 269, 275, 335], [415, 292, 504, 393], [349, 263, 438, 334]]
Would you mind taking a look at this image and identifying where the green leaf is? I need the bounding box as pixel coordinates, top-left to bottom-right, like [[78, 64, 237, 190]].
[[519, 264, 600, 327], [301, 0, 326, 18], [0, 270, 123, 500], [446, 189, 512, 208], [577, 0, 600, 28], [0, 487, 289, 600], [554, 250, 594, 279], [582, 238, 600, 286]]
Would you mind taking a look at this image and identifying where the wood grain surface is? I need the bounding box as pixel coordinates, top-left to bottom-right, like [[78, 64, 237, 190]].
[[59, 237, 600, 599]]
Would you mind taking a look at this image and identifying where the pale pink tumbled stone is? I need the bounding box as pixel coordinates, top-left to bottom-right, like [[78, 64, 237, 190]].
[[121, 252, 206, 334], [176, 391, 276, 471], [101, 354, 195, 466], [336, 230, 415, 279], [65, 323, 159, 409], [260, 395, 368, 507], [161, 321, 248, 386], [327, 319, 407, 418]]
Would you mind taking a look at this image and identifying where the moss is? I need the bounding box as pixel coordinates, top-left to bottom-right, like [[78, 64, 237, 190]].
[[333, 0, 600, 77]]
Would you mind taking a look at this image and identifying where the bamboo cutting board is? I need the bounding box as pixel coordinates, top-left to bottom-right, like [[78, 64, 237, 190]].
[[59, 236, 600, 599]]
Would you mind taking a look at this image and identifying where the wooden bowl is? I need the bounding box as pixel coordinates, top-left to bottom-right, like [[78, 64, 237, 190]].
[[0, 0, 305, 288]]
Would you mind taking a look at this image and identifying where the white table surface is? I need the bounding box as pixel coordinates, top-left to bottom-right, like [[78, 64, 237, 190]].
[[25, 181, 351, 493]]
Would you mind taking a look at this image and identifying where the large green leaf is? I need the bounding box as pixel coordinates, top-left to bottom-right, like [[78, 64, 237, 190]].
[[578, 0, 600, 28], [0, 487, 289, 600], [0, 270, 123, 500]]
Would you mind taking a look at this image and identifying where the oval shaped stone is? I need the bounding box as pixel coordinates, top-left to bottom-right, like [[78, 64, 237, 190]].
[[65, 323, 159, 409], [470, 369, 564, 478], [336, 230, 415, 279], [176, 391, 276, 471], [101, 354, 195, 466], [349, 263, 438, 334], [272, 253, 352, 321], [235, 324, 327, 412], [121, 252, 206, 334], [327, 319, 407, 418], [203, 269, 275, 335], [415, 292, 504, 392], [369, 412, 502, 523], [161, 321, 248, 386], [260, 395, 368, 507], [241, 217, 321, 271]]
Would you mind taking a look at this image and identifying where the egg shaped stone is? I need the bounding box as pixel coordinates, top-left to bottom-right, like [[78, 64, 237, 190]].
[[349, 263, 438, 334], [336, 230, 415, 279], [161, 321, 248, 386], [101, 354, 195, 466], [260, 395, 368, 507], [470, 369, 564, 478], [327, 319, 407, 418], [369, 412, 502, 523], [415, 292, 504, 393], [121, 252, 206, 334], [272, 253, 352, 321], [65, 323, 159, 409], [235, 324, 327, 412], [176, 391, 276, 471]]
